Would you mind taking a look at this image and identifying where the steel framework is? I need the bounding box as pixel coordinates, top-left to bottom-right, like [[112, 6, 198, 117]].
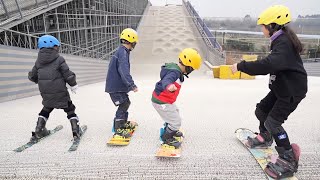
[[0, 0, 149, 60]]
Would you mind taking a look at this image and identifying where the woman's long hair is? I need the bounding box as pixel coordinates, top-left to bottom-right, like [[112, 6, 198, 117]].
[[268, 23, 303, 54], [282, 26, 303, 54]]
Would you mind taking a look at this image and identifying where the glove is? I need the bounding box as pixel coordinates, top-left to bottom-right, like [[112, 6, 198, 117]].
[[70, 85, 78, 94]]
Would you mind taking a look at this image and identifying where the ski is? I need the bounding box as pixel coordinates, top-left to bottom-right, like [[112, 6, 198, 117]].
[[13, 125, 63, 152], [68, 125, 87, 152]]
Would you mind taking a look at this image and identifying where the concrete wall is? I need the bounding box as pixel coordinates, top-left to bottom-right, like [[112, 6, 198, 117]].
[[0, 45, 108, 102]]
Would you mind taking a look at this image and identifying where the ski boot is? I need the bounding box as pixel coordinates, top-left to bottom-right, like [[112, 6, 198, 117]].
[[30, 116, 50, 141], [265, 144, 301, 179], [160, 125, 184, 149], [247, 131, 273, 148], [70, 117, 83, 140]]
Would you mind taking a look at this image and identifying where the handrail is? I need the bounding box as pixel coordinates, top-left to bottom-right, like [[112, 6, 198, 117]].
[[0, 26, 107, 58], [182, 0, 222, 51], [182, 0, 226, 65], [0, 0, 63, 19]]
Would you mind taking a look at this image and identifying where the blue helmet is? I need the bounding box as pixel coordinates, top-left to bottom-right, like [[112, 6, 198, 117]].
[[38, 35, 60, 49]]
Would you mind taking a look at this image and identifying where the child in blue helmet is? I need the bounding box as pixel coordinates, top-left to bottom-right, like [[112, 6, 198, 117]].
[[28, 35, 83, 140]]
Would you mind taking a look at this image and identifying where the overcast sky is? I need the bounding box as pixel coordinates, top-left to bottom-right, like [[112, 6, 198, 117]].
[[149, 0, 320, 18]]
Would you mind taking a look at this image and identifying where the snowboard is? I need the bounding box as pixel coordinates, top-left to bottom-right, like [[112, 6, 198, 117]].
[[235, 128, 298, 180], [155, 129, 184, 158], [107, 121, 138, 146], [68, 125, 88, 152], [13, 125, 63, 152]]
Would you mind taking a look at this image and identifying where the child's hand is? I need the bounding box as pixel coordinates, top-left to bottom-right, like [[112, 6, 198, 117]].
[[70, 85, 78, 94], [167, 84, 177, 92], [133, 87, 138, 92], [230, 63, 238, 74]]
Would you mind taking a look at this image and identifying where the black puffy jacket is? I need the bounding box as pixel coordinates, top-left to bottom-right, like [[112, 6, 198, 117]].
[[237, 34, 308, 98], [28, 48, 77, 108]]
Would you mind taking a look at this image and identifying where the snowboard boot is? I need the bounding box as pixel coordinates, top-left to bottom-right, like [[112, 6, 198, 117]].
[[70, 117, 83, 140], [31, 116, 49, 141], [113, 119, 131, 139], [124, 121, 137, 134], [114, 128, 131, 139], [160, 123, 184, 138], [265, 143, 301, 179], [247, 131, 273, 148], [161, 126, 184, 149]]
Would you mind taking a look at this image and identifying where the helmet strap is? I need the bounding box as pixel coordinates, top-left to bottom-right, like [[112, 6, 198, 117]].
[[179, 60, 194, 76], [53, 45, 59, 51], [120, 39, 130, 44], [131, 42, 136, 49], [120, 39, 136, 51], [185, 66, 194, 75]]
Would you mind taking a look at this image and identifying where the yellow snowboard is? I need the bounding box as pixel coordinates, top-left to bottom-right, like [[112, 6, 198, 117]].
[[107, 121, 138, 146], [156, 129, 184, 158]]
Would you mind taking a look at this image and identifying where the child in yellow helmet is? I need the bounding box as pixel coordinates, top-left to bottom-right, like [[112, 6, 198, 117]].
[[231, 5, 307, 179], [152, 48, 202, 148], [105, 28, 139, 138]]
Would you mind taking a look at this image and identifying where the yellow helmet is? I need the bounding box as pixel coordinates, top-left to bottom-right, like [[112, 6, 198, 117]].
[[120, 28, 138, 43], [257, 5, 291, 25], [179, 48, 202, 70]]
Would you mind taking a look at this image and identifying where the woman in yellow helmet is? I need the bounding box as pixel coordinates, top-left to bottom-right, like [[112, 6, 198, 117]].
[[231, 5, 307, 179], [105, 28, 139, 138], [152, 48, 202, 148]]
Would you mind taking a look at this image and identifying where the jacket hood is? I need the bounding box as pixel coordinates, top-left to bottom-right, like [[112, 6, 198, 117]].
[[37, 48, 59, 64]]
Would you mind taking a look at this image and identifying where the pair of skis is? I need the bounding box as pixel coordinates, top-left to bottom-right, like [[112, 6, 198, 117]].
[[13, 125, 87, 152]]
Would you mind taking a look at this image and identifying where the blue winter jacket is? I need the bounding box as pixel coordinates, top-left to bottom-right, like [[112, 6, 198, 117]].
[[105, 45, 137, 93]]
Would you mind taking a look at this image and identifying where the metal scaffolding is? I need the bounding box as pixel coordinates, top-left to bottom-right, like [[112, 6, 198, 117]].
[[0, 0, 149, 60]]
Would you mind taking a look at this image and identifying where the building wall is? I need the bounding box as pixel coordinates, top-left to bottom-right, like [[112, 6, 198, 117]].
[[0, 45, 108, 102]]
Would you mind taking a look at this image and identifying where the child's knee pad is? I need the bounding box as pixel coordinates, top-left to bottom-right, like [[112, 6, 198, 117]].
[[118, 99, 131, 112], [264, 116, 285, 135], [39, 107, 53, 118], [255, 107, 268, 122], [64, 103, 76, 115]]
